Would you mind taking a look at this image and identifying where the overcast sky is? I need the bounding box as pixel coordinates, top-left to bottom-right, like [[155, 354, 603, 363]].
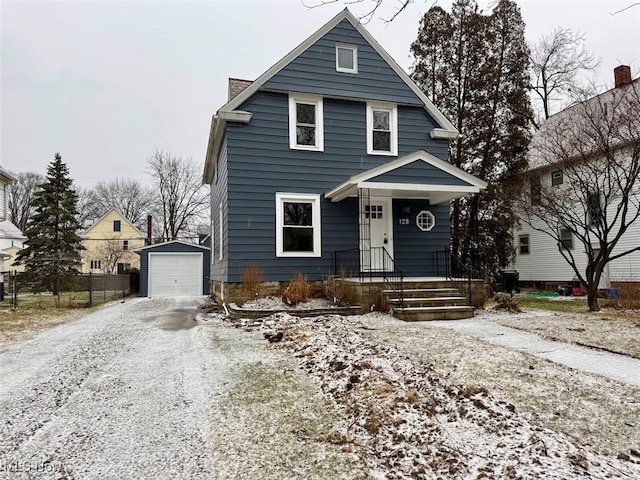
[[1, 0, 638, 188]]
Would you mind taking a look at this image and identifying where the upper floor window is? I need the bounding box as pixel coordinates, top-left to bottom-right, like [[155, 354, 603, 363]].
[[587, 192, 603, 226], [122, 240, 129, 251], [551, 170, 563, 186], [113, 220, 121, 232], [530, 175, 541, 205], [336, 43, 357, 73], [559, 228, 573, 250], [289, 94, 324, 151], [366, 103, 397, 156]]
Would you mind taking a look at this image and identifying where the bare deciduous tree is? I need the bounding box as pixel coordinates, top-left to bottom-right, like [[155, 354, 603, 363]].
[[94, 236, 131, 274], [8, 171, 45, 231], [147, 150, 209, 242], [87, 178, 155, 228], [303, 0, 414, 23], [517, 80, 640, 311], [530, 28, 599, 126]]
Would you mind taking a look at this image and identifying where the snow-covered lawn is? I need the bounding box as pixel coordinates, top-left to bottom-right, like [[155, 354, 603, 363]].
[[1, 296, 639, 479], [495, 310, 640, 358]]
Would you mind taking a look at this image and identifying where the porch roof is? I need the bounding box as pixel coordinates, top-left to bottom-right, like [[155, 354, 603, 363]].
[[325, 150, 488, 204]]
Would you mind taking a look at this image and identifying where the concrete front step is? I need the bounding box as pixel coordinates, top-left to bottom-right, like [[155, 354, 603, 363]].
[[393, 305, 475, 321], [382, 288, 460, 298], [388, 296, 468, 307]]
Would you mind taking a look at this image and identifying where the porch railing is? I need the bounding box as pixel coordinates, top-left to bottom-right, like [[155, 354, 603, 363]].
[[334, 247, 404, 306], [435, 248, 472, 305]]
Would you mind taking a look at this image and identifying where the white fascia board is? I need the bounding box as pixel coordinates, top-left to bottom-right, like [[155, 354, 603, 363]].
[[218, 110, 252, 123], [430, 128, 459, 140], [359, 182, 480, 194], [203, 116, 225, 185], [217, 9, 457, 137]]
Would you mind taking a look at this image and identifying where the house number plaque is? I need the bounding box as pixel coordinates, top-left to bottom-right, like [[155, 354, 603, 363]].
[[398, 218, 410, 225]]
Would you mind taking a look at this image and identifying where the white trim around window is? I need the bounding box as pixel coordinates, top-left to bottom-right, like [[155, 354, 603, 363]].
[[366, 102, 398, 156], [275, 193, 321, 257], [288, 94, 324, 151], [336, 43, 358, 73]]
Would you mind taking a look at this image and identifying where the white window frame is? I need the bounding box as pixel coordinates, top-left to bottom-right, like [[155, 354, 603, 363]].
[[288, 94, 324, 151], [551, 170, 563, 186], [275, 192, 321, 258], [366, 102, 398, 156], [335, 43, 358, 74], [518, 234, 530, 255], [559, 228, 573, 250], [416, 210, 435, 231]]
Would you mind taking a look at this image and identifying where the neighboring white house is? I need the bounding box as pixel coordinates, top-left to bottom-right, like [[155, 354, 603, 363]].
[[0, 167, 26, 272], [512, 66, 640, 287]]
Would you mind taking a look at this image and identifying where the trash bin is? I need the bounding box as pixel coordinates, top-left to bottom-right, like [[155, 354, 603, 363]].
[[501, 269, 520, 293]]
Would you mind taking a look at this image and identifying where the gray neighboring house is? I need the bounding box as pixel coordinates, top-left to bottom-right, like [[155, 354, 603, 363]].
[[203, 9, 487, 302]]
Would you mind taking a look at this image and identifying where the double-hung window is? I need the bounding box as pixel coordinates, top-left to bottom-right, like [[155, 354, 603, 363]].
[[551, 170, 563, 186], [113, 220, 121, 232], [559, 228, 573, 250], [587, 192, 602, 227], [289, 95, 323, 151], [366, 103, 397, 156], [275, 193, 321, 257], [519, 234, 530, 255]]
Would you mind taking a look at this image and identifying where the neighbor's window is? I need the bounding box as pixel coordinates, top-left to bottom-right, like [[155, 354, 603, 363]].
[[551, 170, 563, 186], [275, 193, 321, 257], [122, 240, 129, 251], [559, 228, 573, 250], [366, 103, 397, 155], [519, 234, 530, 255], [587, 192, 602, 226], [530, 175, 542, 205], [90, 260, 102, 270], [416, 210, 435, 231], [113, 220, 121, 232], [336, 43, 357, 73], [289, 94, 324, 151]]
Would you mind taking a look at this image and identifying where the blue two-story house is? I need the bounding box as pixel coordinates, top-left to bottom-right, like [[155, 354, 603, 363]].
[[203, 9, 487, 316]]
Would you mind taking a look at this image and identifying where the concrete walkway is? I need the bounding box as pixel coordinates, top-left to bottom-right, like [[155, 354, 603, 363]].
[[424, 316, 640, 387]]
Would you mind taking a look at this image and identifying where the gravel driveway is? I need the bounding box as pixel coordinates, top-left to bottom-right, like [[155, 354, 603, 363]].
[[0, 297, 267, 479]]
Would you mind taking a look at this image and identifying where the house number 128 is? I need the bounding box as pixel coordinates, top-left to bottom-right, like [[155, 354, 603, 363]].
[[398, 218, 410, 225]]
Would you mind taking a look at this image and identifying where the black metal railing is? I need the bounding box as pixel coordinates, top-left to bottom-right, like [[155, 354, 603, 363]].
[[334, 247, 404, 305], [435, 248, 472, 305]]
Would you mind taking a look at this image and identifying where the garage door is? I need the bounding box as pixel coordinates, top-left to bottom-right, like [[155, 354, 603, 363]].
[[148, 252, 203, 296]]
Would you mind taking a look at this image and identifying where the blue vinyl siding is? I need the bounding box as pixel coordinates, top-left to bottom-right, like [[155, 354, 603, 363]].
[[392, 200, 450, 276], [263, 19, 422, 106], [370, 161, 473, 186], [224, 91, 450, 282], [210, 138, 229, 282], [138, 242, 211, 296]]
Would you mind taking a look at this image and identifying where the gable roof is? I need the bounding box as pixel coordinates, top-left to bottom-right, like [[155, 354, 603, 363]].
[[326, 150, 487, 204], [82, 209, 145, 237], [134, 239, 211, 253], [204, 9, 457, 184], [220, 9, 456, 137]]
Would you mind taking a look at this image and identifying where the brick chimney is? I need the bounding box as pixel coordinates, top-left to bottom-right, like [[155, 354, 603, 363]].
[[228, 78, 253, 100], [614, 65, 632, 88]]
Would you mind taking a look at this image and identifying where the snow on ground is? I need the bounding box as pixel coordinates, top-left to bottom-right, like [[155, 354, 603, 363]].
[[240, 296, 334, 310], [2, 297, 639, 479]]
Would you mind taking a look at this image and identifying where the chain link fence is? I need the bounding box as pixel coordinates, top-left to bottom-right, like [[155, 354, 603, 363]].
[[0, 271, 132, 308]]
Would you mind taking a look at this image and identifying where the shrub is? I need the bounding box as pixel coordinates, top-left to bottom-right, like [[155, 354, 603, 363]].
[[240, 264, 264, 299], [604, 282, 640, 310], [282, 273, 312, 306], [323, 271, 357, 306], [493, 292, 522, 313]]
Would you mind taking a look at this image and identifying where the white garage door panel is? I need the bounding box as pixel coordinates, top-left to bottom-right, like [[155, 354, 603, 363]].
[[149, 253, 202, 296]]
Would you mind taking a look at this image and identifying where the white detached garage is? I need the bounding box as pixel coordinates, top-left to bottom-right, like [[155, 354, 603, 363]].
[[135, 241, 211, 297]]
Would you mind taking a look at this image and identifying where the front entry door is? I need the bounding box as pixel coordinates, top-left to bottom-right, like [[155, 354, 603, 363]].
[[360, 197, 393, 272]]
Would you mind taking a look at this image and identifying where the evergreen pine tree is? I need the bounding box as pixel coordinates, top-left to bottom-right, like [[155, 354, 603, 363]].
[[411, 0, 532, 276], [16, 153, 85, 295]]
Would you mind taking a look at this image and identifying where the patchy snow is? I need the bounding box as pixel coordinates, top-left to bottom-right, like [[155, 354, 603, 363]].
[[241, 295, 335, 310], [2, 298, 639, 479], [253, 314, 640, 479]]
